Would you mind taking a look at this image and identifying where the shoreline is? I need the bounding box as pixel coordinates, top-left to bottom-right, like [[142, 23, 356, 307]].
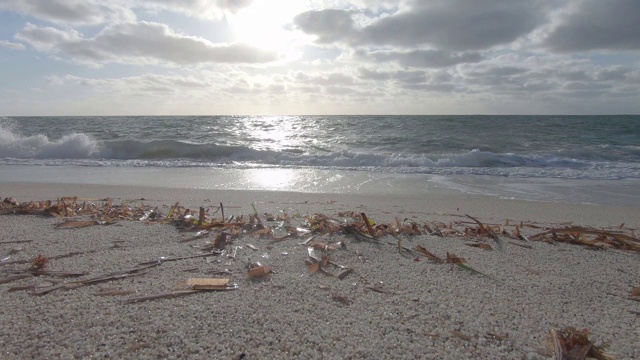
[[2, 164, 640, 208], [0, 183, 639, 358], [2, 182, 640, 227]]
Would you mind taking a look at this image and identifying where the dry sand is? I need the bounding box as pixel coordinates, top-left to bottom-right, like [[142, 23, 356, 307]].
[[0, 183, 639, 359]]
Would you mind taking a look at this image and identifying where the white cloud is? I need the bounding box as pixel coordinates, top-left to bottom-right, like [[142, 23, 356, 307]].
[[140, 0, 254, 18], [0, 0, 257, 25], [1, 0, 639, 115], [16, 22, 279, 66], [48, 73, 213, 95], [0, 40, 26, 50], [0, 0, 135, 25], [357, 67, 426, 84], [295, 71, 355, 86]]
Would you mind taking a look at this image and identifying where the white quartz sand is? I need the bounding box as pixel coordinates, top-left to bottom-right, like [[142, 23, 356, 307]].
[[0, 183, 639, 359]]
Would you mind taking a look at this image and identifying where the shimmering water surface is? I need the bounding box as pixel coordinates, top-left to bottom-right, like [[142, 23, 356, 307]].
[[1, 115, 639, 206]]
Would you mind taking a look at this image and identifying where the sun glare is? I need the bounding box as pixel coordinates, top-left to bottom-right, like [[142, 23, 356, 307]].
[[228, 1, 310, 60]]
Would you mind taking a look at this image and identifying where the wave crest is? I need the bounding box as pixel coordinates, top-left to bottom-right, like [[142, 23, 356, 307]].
[[0, 125, 99, 159], [1, 126, 638, 180]]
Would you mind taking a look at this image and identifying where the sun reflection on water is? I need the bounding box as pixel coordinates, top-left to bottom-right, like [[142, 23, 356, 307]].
[[230, 115, 313, 153], [245, 168, 299, 190]]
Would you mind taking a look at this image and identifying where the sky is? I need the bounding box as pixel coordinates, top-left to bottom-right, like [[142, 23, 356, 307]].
[[0, 0, 639, 115]]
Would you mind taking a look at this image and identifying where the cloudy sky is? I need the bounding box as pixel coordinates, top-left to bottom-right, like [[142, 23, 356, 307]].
[[0, 0, 639, 115]]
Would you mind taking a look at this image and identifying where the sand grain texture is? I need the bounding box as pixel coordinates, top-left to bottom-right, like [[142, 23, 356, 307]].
[[0, 184, 639, 359]]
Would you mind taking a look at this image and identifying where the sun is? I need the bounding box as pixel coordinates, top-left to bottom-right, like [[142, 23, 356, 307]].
[[228, 0, 311, 59]]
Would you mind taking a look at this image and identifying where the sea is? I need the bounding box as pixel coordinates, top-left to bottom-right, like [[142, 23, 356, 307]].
[[1, 115, 639, 207]]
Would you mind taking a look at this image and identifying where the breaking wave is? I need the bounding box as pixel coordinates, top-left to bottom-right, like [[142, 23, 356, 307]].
[[1, 125, 639, 180], [0, 126, 100, 159]]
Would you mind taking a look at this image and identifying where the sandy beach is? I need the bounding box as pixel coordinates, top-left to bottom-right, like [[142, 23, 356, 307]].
[[0, 183, 639, 359]]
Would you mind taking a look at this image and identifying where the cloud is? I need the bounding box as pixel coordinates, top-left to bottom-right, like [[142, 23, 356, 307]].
[[2, 0, 639, 115], [138, 0, 255, 18], [0, 0, 255, 25], [455, 54, 640, 101], [543, 0, 640, 52], [294, 0, 545, 51], [357, 49, 482, 68], [294, 71, 355, 86], [0, 40, 26, 50], [359, 0, 545, 50], [293, 9, 355, 44], [0, 0, 135, 25], [48, 73, 212, 95], [16, 22, 279, 65], [358, 67, 426, 84]]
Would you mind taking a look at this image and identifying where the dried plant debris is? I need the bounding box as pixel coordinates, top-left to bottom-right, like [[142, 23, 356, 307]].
[[3, 195, 638, 254], [1, 196, 638, 293], [305, 245, 352, 279], [180, 278, 237, 290], [94, 287, 135, 296], [123, 290, 200, 304], [530, 227, 640, 252], [246, 264, 272, 280], [415, 245, 444, 263], [465, 242, 493, 250], [29, 254, 48, 272], [364, 284, 393, 294], [1, 250, 99, 270], [449, 330, 472, 341], [465, 214, 498, 240], [123, 278, 238, 304], [548, 327, 613, 360], [0, 274, 34, 284], [55, 219, 115, 229], [331, 293, 352, 306], [31, 262, 161, 296]]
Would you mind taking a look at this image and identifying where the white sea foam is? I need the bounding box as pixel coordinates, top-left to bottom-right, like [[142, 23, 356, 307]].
[[1, 117, 639, 181], [0, 125, 100, 159]]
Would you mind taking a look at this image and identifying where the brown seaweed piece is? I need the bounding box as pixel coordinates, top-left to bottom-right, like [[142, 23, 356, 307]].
[[465, 243, 493, 250], [247, 265, 272, 279], [548, 327, 613, 360], [415, 245, 444, 263], [32, 262, 161, 296], [531, 226, 640, 252], [464, 214, 499, 239], [55, 220, 101, 229]]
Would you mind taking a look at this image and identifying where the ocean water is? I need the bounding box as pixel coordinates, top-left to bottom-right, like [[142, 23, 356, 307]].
[[1, 115, 639, 206]]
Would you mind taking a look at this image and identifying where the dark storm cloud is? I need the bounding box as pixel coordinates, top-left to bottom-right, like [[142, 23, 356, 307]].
[[544, 0, 640, 52]]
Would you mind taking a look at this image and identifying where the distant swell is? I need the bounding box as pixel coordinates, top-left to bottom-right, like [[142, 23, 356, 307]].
[[1, 126, 639, 180]]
